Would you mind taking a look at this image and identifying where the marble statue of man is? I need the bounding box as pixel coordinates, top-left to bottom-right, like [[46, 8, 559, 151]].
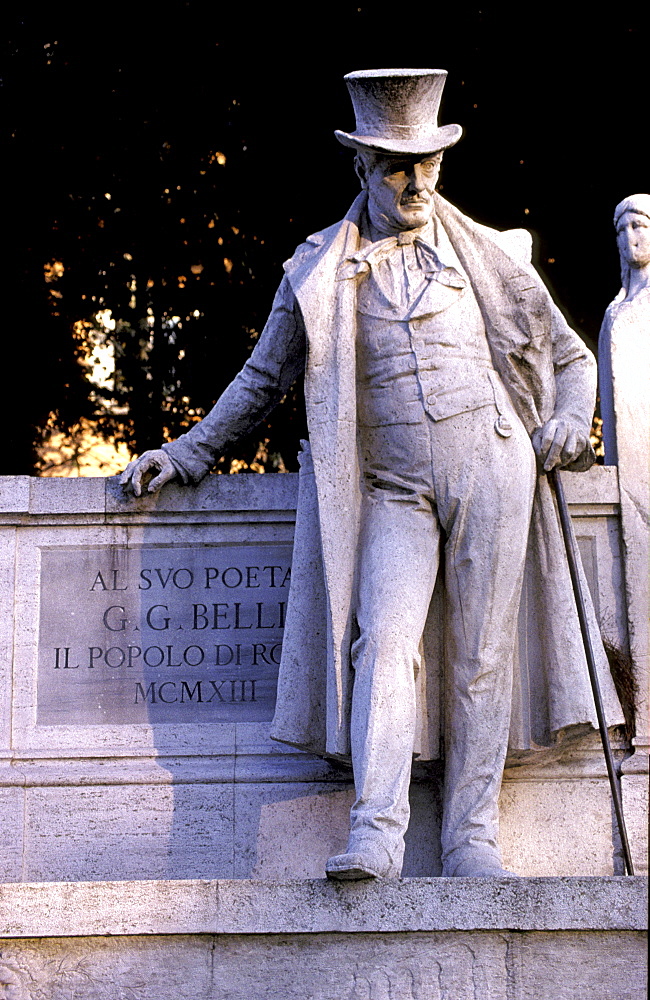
[[121, 69, 622, 880]]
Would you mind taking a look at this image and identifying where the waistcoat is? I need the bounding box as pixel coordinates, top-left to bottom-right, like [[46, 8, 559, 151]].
[[355, 228, 505, 428]]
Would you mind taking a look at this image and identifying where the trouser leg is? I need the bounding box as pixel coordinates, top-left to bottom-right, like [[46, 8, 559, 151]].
[[343, 406, 535, 878], [348, 484, 439, 873], [431, 407, 536, 875]]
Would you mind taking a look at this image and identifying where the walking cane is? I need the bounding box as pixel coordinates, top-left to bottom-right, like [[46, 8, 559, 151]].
[[549, 467, 635, 875]]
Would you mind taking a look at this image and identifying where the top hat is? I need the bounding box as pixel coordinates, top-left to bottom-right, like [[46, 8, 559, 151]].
[[335, 68, 462, 156]]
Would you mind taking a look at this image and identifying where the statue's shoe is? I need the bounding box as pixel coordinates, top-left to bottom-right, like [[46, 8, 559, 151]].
[[326, 849, 400, 880]]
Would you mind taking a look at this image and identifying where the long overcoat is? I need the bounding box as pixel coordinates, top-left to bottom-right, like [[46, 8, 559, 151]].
[[269, 192, 623, 763]]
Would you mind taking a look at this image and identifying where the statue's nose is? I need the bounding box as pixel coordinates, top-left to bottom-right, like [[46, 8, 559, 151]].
[[408, 166, 426, 192]]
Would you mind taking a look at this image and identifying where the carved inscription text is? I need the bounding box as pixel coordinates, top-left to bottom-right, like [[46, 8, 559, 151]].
[[37, 544, 292, 725]]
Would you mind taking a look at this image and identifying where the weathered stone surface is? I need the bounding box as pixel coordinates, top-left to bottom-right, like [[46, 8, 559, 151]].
[[621, 766, 649, 875], [0, 475, 30, 514], [0, 528, 16, 753], [22, 783, 236, 882], [0, 877, 645, 937], [499, 777, 616, 876], [29, 474, 106, 514], [232, 780, 354, 879], [0, 788, 23, 883], [105, 469, 299, 514], [560, 463, 620, 504], [0, 880, 646, 998], [0, 936, 213, 1000], [0, 930, 645, 1000]]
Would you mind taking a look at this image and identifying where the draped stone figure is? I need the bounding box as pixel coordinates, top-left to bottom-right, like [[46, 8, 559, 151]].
[[598, 194, 650, 753], [122, 70, 623, 879], [599, 194, 650, 467]]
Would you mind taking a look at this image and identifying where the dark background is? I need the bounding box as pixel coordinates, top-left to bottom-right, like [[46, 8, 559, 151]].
[[3, 4, 647, 474]]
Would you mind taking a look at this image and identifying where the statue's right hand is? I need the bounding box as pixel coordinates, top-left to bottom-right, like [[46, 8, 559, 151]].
[[119, 450, 177, 497]]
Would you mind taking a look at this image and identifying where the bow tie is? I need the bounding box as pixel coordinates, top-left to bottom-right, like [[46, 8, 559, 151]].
[[339, 233, 466, 288]]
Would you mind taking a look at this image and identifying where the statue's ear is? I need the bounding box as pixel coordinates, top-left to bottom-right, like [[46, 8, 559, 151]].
[[354, 154, 368, 190]]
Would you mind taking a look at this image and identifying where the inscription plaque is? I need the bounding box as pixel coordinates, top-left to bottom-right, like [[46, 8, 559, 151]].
[[38, 543, 292, 725]]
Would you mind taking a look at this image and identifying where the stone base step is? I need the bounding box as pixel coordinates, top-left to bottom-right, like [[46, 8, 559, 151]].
[[0, 877, 646, 999]]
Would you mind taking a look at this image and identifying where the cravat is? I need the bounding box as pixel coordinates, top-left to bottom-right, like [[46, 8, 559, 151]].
[[339, 231, 465, 288]]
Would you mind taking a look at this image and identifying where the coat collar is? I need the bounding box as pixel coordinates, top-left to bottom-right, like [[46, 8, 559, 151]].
[[284, 191, 534, 290]]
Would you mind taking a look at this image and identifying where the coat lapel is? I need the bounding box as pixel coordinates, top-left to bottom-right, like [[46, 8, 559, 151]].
[[282, 194, 366, 754], [434, 194, 557, 432]]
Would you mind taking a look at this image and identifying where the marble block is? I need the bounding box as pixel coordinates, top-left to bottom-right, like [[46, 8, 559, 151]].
[[0, 878, 646, 1000]]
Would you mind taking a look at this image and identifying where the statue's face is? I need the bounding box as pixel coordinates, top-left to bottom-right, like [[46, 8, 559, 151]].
[[617, 211, 650, 269], [359, 153, 441, 231]]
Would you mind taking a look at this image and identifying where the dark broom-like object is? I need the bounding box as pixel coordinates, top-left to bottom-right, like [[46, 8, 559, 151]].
[[549, 467, 635, 875]]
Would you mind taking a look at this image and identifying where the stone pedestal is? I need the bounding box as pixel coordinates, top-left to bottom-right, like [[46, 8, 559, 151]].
[[0, 877, 646, 999], [0, 470, 646, 881], [0, 472, 647, 997]]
